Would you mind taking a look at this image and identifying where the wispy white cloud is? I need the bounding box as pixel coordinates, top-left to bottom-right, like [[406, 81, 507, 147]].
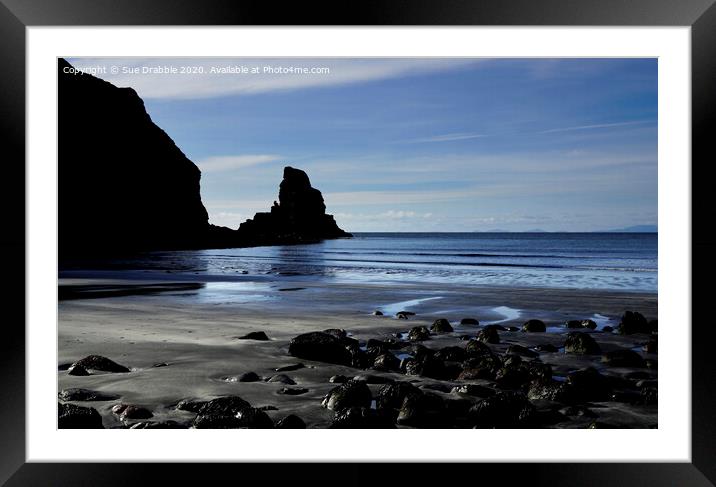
[[66, 58, 480, 100], [197, 154, 281, 173], [404, 132, 486, 143], [538, 120, 653, 134]]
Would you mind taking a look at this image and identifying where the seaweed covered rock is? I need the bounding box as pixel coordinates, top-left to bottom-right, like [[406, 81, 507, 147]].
[[321, 379, 372, 411], [602, 349, 646, 368], [58, 402, 104, 429], [375, 381, 422, 411], [468, 391, 535, 428], [288, 331, 353, 366], [617, 311, 653, 335], [430, 319, 453, 333], [71, 355, 130, 373], [522, 319, 546, 332], [397, 392, 448, 428], [407, 326, 431, 341], [58, 388, 120, 402], [330, 407, 396, 429], [476, 327, 500, 344], [564, 332, 601, 355]]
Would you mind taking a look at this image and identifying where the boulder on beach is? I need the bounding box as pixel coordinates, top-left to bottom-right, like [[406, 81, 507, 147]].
[[275, 414, 306, 429], [372, 310, 383, 316], [237, 372, 261, 382], [288, 331, 353, 366], [407, 326, 431, 341], [527, 380, 576, 403], [522, 319, 546, 332], [564, 332, 602, 355], [566, 319, 597, 330], [460, 318, 479, 325], [567, 367, 613, 401], [193, 407, 273, 429], [373, 352, 400, 371], [58, 402, 104, 429], [602, 349, 646, 367], [197, 396, 252, 416], [58, 388, 120, 402], [375, 381, 422, 411], [397, 392, 448, 428], [468, 391, 535, 428], [112, 404, 153, 421], [321, 379, 372, 411], [617, 311, 652, 335], [72, 355, 130, 373], [434, 346, 467, 362], [237, 331, 269, 341], [430, 319, 453, 333], [267, 374, 296, 385], [67, 364, 90, 376], [277, 387, 309, 395], [330, 407, 396, 429], [476, 327, 500, 344], [464, 339, 493, 358], [506, 344, 538, 358]]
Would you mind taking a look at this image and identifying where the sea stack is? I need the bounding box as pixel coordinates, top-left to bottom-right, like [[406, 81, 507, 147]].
[[237, 166, 352, 244]]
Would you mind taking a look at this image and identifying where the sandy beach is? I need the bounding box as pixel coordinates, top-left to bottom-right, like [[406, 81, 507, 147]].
[[58, 271, 657, 429]]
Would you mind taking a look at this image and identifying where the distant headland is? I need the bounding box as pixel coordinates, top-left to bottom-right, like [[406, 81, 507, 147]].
[[58, 58, 349, 261]]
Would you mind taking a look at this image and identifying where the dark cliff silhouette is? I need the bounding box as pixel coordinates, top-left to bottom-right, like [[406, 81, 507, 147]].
[[237, 166, 351, 243], [58, 58, 349, 260]]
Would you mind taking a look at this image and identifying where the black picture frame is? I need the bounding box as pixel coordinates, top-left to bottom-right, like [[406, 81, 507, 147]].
[[1, 0, 714, 485]]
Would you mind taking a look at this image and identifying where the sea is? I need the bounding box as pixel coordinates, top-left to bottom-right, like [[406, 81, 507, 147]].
[[123, 232, 657, 293]]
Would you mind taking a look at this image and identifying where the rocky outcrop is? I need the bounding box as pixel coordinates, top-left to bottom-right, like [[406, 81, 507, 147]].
[[237, 166, 351, 244], [58, 59, 350, 260]]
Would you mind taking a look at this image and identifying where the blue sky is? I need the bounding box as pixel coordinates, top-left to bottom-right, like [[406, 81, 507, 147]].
[[69, 57, 657, 232]]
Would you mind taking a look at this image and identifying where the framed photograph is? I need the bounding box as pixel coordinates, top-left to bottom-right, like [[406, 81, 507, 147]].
[[3, 0, 715, 484]]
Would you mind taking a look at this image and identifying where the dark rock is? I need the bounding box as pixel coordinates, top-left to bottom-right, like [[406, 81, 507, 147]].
[[278, 387, 309, 395], [329, 375, 348, 384], [617, 311, 650, 335], [375, 382, 422, 410], [372, 310, 384, 316], [373, 353, 400, 371], [407, 326, 431, 341], [465, 339, 492, 358], [458, 354, 502, 381], [404, 354, 452, 380], [396, 312, 410, 320], [112, 404, 153, 420], [197, 396, 251, 416], [330, 407, 396, 429], [564, 332, 602, 355], [602, 325, 614, 333], [524, 361, 553, 382], [460, 318, 479, 325], [451, 384, 495, 398], [643, 338, 658, 354], [323, 328, 347, 340], [67, 364, 89, 376], [58, 402, 104, 429], [527, 380, 576, 403], [505, 326, 520, 332], [175, 399, 207, 413], [503, 354, 522, 368], [353, 374, 393, 384], [476, 327, 500, 344], [522, 319, 546, 332], [275, 415, 306, 429], [434, 346, 467, 362], [237, 166, 351, 244], [495, 364, 531, 388], [237, 372, 261, 382], [193, 407, 273, 429], [152, 362, 169, 368], [483, 324, 508, 332], [130, 420, 186, 429], [258, 405, 279, 411], [322, 379, 372, 411], [567, 367, 613, 401], [566, 319, 597, 330], [238, 331, 269, 341], [602, 349, 646, 368], [58, 363, 73, 371], [288, 331, 353, 366], [58, 388, 120, 402], [430, 319, 453, 333], [506, 344, 538, 358], [397, 393, 448, 428], [267, 374, 296, 385], [468, 391, 535, 428], [275, 363, 305, 372], [535, 344, 559, 353], [72, 355, 129, 373], [398, 311, 416, 316]]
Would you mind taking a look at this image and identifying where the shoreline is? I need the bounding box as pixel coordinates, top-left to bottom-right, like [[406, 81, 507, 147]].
[[58, 274, 657, 429]]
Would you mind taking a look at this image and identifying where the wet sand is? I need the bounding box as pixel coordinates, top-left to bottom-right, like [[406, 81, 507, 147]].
[[58, 274, 657, 429]]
